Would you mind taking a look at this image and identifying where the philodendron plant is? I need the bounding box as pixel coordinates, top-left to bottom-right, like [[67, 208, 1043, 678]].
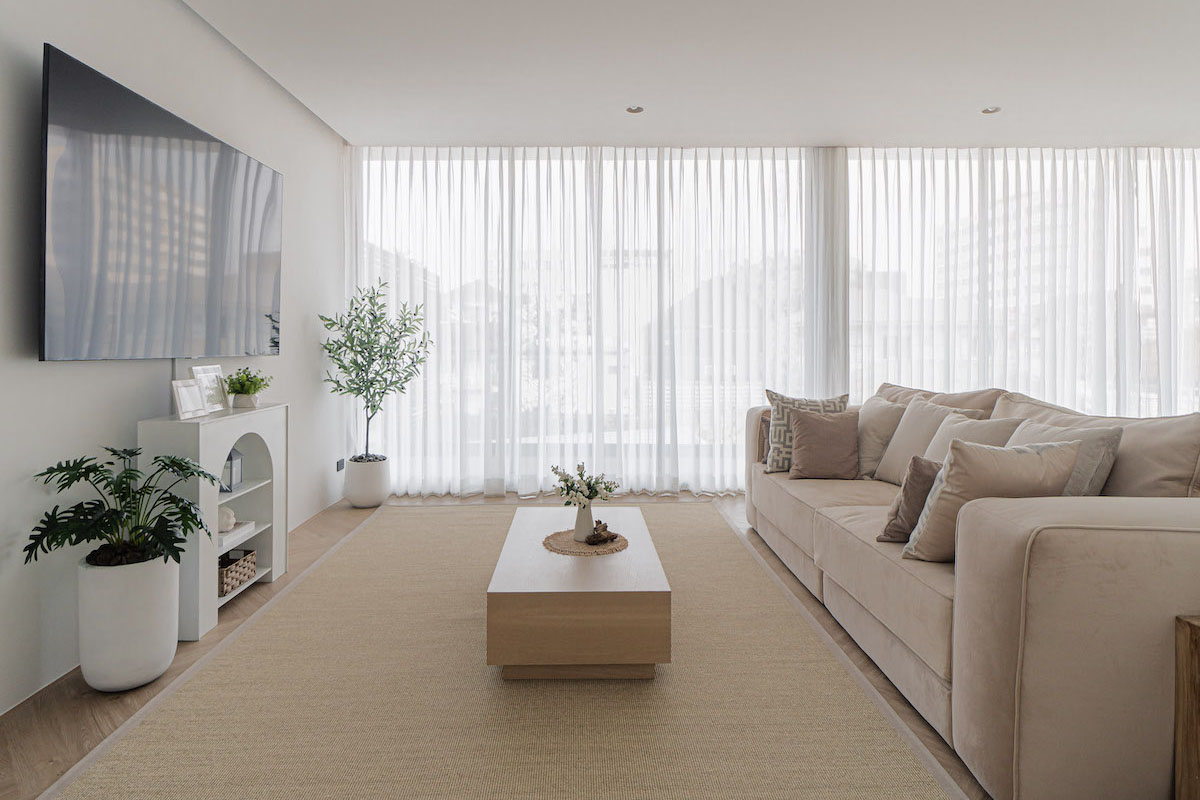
[[319, 281, 432, 462], [25, 447, 217, 566]]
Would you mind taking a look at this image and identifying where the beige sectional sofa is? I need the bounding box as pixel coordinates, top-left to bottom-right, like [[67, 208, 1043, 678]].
[[744, 389, 1200, 799]]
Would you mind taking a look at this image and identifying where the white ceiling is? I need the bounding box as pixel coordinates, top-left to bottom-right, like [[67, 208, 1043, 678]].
[[183, 0, 1200, 147]]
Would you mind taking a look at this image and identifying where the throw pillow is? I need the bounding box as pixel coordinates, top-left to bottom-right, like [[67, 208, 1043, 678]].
[[993, 391, 1200, 497], [877, 456, 942, 543], [789, 408, 860, 479], [903, 439, 1082, 562], [1006, 420, 1123, 496], [873, 400, 986, 485], [858, 395, 908, 478], [923, 415, 1024, 462], [764, 390, 850, 473]]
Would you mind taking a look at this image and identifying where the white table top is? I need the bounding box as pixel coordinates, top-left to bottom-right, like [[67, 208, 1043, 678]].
[[487, 506, 670, 595]]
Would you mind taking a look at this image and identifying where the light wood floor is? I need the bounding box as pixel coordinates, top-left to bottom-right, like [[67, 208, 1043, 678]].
[[0, 493, 986, 800]]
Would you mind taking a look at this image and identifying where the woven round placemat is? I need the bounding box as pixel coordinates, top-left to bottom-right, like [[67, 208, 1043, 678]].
[[542, 529, 629, 557]]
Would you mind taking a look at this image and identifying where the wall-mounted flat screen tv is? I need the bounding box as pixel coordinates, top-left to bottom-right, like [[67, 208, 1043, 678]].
[[40, 44, 283, 360]]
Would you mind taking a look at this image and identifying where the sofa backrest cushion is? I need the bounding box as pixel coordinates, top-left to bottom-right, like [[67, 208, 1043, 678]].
[[903, 440, 1082, 562], [1006, 419, 1123, 496], [993, 392, 1200, 497], [876, 382, 936, 405], [876, 383, 1005, 418], [923, 415, 1025, 462], [874, 400, 986, 485], [858, 395, 908, 478]]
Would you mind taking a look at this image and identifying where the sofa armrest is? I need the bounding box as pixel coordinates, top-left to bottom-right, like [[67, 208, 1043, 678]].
[[952, 496, 1200, 800], [745, 405, 770, 528]]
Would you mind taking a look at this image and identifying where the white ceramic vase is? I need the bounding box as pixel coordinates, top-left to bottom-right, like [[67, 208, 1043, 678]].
[[231, 393, 260, 408], [345, 457, 390, 507], [573, 503, 594, 542], [77, 557, 179, 692]]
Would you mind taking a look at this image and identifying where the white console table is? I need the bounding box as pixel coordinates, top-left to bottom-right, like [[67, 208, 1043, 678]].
[[138, 403, 288, 640]]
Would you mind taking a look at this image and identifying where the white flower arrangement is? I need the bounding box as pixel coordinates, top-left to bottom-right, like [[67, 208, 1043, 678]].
[[551, 463, 619, 508]]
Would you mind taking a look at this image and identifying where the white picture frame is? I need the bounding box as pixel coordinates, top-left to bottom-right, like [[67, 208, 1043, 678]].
[[172, 379, 208, 420], [190, 365, 228, 412]]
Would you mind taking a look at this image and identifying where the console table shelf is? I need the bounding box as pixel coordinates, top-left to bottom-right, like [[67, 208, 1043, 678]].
[[218, 477, 272, 505], [138, 403, 288, 640]]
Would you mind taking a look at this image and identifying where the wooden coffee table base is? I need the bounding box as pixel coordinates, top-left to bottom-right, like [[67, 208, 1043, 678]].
[[501, 663, 656, 680]]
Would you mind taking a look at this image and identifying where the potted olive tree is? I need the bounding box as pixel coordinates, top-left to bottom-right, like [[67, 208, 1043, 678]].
[[25, 447, 216, 691], [320, 282, 432, 507]]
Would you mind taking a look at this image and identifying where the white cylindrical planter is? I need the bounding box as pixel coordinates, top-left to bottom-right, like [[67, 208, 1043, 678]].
[[77, 557, 179, 692], [345, 457, 391, 507], [573, 504, 594, 542]]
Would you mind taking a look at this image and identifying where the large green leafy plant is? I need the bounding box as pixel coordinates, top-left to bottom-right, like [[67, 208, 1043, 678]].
[[26, 447, 217, 566], [320, 282, 432, 461]]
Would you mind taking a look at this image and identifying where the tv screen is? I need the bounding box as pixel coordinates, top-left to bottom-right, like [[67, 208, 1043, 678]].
[[40, 44, 283, 360]]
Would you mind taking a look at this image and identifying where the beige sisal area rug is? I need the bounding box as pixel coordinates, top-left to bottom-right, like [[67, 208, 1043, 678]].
[[58, 504, 946, 799]]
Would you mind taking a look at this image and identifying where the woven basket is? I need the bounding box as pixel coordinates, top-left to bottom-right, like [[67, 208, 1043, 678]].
[[217, 548, 257, 597]]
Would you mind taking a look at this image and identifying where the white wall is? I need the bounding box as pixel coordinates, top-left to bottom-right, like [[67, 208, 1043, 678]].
[[0, 0, 347, 714]]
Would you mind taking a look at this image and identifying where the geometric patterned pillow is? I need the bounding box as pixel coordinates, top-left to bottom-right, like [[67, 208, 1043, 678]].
[[764, 390, 850, 473]]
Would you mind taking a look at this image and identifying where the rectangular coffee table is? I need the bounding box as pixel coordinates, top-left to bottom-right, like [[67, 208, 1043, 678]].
[[486, 506, 671, 679]]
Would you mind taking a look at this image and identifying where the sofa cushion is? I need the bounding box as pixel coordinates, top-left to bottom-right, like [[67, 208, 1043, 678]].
[[876, 382, 936, 405], [789, 408, 860, 479], [928, 387, 1005, 417], [764, 390, 850, 473], [813, 505, 956, 680], [879, 456, 942, 543], [993, 391, 1200, 497], [874, 400, 986, 485], [752, 470, 899, 557], [875, 383, 1004, 418], [857, 395, 908, 478], [923, 414, 1024, 462], [1006, 419, 1123, 496], [905, 440, 1081, 563]]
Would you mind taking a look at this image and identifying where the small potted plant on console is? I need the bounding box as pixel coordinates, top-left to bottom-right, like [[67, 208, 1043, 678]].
[[225, 366, 272, 408], [25, 447, 217, 691], [320, 282, 432, 507]]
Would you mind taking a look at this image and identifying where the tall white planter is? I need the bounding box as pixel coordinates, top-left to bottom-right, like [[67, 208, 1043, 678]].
[[345, 457, 391, 507], [77, 557, 179, 692]]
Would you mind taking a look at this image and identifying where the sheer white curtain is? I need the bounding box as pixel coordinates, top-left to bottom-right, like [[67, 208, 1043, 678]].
[[346, 146, 844, 496], [848, 148, 1200, 416]]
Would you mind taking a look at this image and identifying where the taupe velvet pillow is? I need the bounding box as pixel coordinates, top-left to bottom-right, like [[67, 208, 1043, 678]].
[[878, 456, 942, 543], [789, 409, 860, 479], [903, 440, 1082, 562], [922, 415, 1024, 462], [764, 390, 850, 473], [1006, 419, 1123, 496], [873, 400, 986, 485], [858, 395, 908, 478]]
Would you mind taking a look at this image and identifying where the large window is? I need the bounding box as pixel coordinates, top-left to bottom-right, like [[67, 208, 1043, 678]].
[[349, 146, 1200, 495], [350, 147, 842, 495]]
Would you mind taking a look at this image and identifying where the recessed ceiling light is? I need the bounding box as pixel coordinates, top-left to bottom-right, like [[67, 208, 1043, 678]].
[[981, 106, 1002, 115], [626, 106, 644, 114]]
